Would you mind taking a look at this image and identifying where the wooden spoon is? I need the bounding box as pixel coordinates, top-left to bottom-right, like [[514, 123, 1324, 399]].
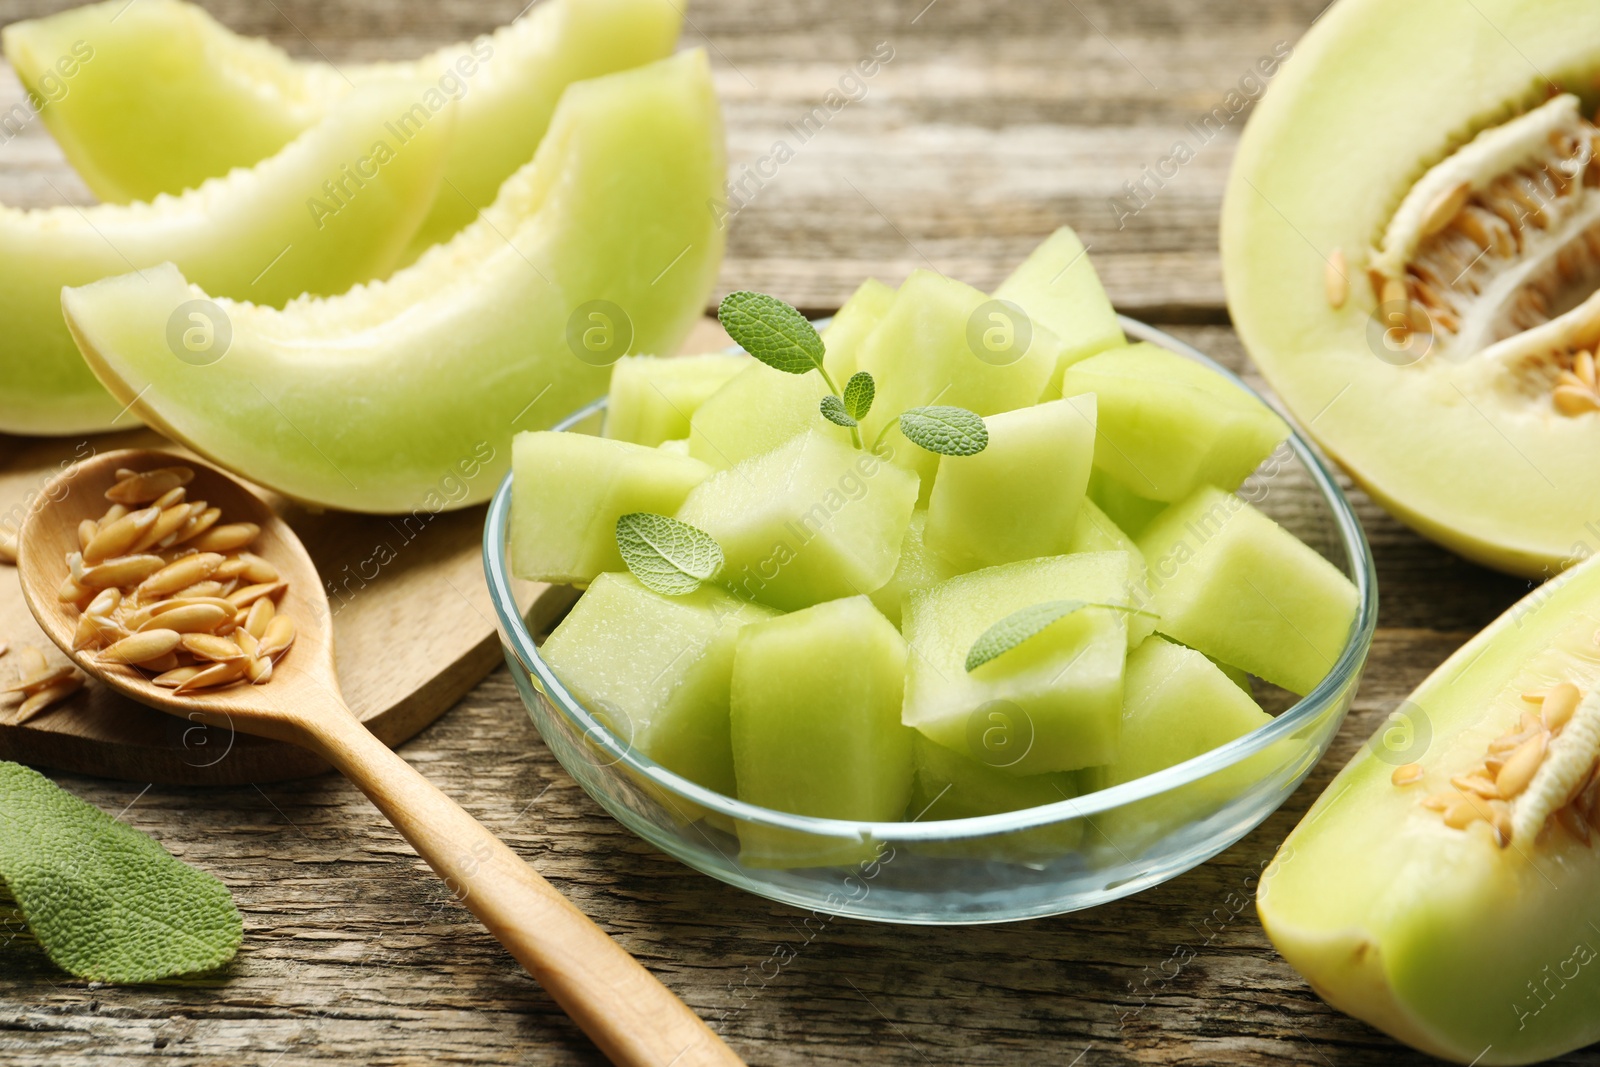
[[16, 449, 741, 1067]]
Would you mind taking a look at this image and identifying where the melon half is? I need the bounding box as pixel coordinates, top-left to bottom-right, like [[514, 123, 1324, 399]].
[[1223, 0, 1600, 577], [60, 51, 725, 513]]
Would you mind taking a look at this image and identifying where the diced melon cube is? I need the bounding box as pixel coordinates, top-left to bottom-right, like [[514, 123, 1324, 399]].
[[868, 510, 964, 628], [1063, 343, 1290, 502], [676, 429, 919, 611], [902, 552, 1136, 775], [908, 733, 1084, 861], [731, 596, 913, 866], [1068, 497, 1156, 649], [1088, 467, 1166, 538], [856, 269, 1057, 496], [511, 431, 710, 585], [924, 395, 1096, 569], [603, 353, 748, 447], [1136, 486, 1358, 695], [687, 361, 849, 470], [822, 277, 896, 383], [540, 573, 777, 796], [993, 226, 1125, 396]]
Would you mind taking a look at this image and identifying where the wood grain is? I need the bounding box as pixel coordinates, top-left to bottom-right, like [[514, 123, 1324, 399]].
[[0, 0, 1591, 1065]]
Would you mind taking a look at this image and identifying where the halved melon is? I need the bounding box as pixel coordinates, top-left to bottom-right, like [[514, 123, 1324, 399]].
[[1259, 550, 1600, 1064], [1222, 0, 1600, 577], [4, 0, 681, 255], [60, 51, 725, 513], [0, 81, 450, 436]]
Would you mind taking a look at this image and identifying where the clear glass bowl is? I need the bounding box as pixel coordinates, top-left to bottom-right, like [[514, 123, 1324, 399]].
[[482, 317, 1376, 925]]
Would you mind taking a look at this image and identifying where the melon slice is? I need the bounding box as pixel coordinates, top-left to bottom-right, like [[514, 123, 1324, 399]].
[[993, 225, 1125, 396], [867, 510, 964, 629], [602, 354, 748, 447], [4, 0, 681, 256], [730, 596, 913, 866], [60, 51, 726, 513], [1258, 550, 1600, 1064], [1137, 487, 1357, 695], [821, 277, 896, 383], [855, 269, 1058, 496], [923, 395, 1096, 569], [540, 572, 776, 796], [0, 80, 451, 436], [510, 431, 710, 585], [1062, 343, 1289, 503], [902, 552, 1135, 775], [675, 429, 919, 612], [687, 361, 849, 470]]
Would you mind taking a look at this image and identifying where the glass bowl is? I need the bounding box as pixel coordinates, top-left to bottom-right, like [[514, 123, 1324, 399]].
[[482, 316, 1377, 925]]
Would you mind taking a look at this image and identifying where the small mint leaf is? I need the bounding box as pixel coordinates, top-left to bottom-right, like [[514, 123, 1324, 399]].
[[819, 395, 857, 428], [717, 291, 824, 376], [899, 406, 988, 456], [843, 371, 875, 420], [615, 512, 723, 596], [965, 600, 1153, 672]]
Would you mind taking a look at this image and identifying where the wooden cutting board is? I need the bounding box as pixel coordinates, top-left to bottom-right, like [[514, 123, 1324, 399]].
[[0, 428, 555, 785]]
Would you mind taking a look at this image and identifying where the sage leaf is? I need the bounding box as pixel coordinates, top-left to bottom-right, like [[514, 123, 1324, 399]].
[[899, 406, 988, 456], [717, 291, 825, 376], [843, 371, 876, 420], [615, 512, 724, 596], [820, 395, 857, 428]]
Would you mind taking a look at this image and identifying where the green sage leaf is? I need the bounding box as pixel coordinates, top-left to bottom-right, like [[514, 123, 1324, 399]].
[[615, 512, 724, 596]]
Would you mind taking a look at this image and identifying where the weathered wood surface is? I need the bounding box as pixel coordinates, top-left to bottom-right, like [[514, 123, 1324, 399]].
[[0, 0, 1580, 1064]]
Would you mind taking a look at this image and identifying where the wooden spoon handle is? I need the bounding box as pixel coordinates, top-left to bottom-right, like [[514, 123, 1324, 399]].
[[303, 708, 743, 1067]]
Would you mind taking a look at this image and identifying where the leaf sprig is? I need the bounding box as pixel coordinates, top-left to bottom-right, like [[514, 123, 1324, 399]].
[[615, 512, 724, 596], [965, 599, 1156, 673], [718, 291, 987, 458]]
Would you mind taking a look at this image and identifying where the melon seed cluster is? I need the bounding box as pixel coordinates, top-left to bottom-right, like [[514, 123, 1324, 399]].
[[1391, 680, 1600, 848], [59, 465, 295, 693], [1, 643, 84, 725]]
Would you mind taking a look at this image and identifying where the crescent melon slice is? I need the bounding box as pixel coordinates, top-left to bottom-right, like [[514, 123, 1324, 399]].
[[4, 0, 682, 256], [0, 80, 451, 436], [60, 51, 726, 513]]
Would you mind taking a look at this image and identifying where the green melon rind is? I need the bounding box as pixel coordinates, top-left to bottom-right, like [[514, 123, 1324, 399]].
[[1221, 0, 1600, 578]]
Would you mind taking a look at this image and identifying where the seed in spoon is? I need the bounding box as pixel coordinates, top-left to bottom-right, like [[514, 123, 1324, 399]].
[[174, 660, 247, 692], [245, 597, 275, 639], [83, 506, 159, 563], [257, 615, 296, 660], [229, 581, 285, 608], [189, 523, 259, 554], [142, 604, 231, 634], [137, 553, 224, 598], [79, 554, 166, 589], [100, 629, 182, 665], [106, 466, 193, 505], [180, 633, 247, 663]]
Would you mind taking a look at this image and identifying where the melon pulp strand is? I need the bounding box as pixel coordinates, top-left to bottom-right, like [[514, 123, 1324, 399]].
[[1136, 486, 1358, 695], [4, 0, 683, 257], [993, 225, 1125, 396], [675, 430, 919, 612], [510, 431, 710, 585], [901, 552, 1136, 775], [730, 596, 913, 868], [60, 51, 726, 513], [539, 572, 777, 797], [602, 354, 748, 448], [0, 80, 452, 436]]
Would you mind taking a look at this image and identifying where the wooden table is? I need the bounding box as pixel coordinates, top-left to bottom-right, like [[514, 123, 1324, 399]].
[[0, 0, 1570, 1063]]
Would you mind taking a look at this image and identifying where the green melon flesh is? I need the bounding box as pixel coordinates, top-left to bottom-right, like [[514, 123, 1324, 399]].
[[1259, 551, 1600, 1065], [924, 395, 1096, 570], [1138, 487, 1357, 695], [856, 269, 1058, 496], [0, 81, 450, 436], [687, 361, 849, 470], [60, 51, 725, 513], [821, 277, 896, 384], [1062, 343, 1289, 503], [909, 733, 1083, 861], [541, 572, 776, 796], [1221, 0, 1600, 578], [1087, 467, 1166, 539], [730, 596, 913, 867], [602, 354, 748, 447], [4, 0, 681, 256], [902, 552, 1134, 775], [867, 510, 965, 629], [510, 431, 710, 585], [675, 429, 919, 612], [1068, 498, 1155, 649], [993, 225, 1125, 396]]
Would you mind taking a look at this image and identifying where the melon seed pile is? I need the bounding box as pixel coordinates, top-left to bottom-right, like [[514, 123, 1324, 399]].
[[58, 465, 295, 694], [1391, 678, 1600, 848]]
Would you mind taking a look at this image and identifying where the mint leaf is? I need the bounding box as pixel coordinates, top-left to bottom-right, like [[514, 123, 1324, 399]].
[[0, 761, 241, 982], [717, 291, 825, 376], [843, 371, 875, 420], [965, 600, 1152, 672], [615, 512, 724, 596], [899, 406, 988, 456], [820, 395, 857, 428]]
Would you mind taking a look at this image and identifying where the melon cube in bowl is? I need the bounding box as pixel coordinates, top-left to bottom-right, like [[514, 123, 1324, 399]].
[[602, 353, 747, 447], [687, 360, 849, 470]]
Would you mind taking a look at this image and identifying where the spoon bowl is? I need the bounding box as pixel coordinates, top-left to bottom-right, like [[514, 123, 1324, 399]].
[[17, 448, 741, 1067]]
